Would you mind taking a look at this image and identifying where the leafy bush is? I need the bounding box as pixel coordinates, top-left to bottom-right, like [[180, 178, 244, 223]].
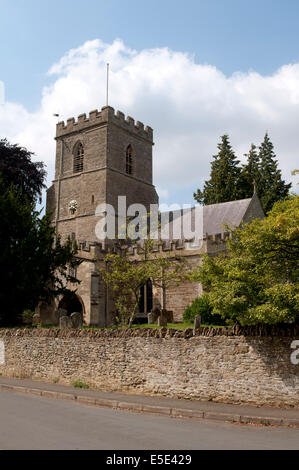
[[191, 196, 299, 325], [72, 380, 89, 389], [183, 294, 226, 325], [22, 309, 35, 325]]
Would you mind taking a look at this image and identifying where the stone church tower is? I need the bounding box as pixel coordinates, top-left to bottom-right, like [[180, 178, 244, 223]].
[[47, 106, 158, 243], [45, 106, 158, 326], [44, 105, 264, 327]]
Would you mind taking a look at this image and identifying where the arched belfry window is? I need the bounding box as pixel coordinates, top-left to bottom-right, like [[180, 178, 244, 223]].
[[73, 142, 84, 173], [126, 145, 134, 175]]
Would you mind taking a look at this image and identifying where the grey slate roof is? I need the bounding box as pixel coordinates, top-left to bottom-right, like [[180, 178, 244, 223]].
[[202, 198, 252, 235], [161, 197, 254, 239]]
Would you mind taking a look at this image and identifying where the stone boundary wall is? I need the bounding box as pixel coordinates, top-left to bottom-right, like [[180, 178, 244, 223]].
[[0, 327, 298, 407]]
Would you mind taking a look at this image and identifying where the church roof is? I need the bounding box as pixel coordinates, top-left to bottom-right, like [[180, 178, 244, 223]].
[[161, 196, 258, 240], [202, 198, 252, 235]]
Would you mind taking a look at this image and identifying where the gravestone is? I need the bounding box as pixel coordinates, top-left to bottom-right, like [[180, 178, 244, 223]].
[[151, 307, 160, 322], [158, 314, 167, 328], [32, 314, 41, 326], [53, 308, 67, 325], [59, 316, 72, 329], [36, 301, 54, 325], [194, 315, 201, 330], [71, 312, 83, 329], [147, 312, 154, 324], [163, 310, 173, 323]]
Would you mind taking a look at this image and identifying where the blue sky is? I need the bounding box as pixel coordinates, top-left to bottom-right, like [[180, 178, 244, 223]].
[[3, 0, 299, 109], [1, 0, 298, 206]]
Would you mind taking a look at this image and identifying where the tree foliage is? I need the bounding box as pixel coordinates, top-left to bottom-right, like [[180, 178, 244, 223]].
[[191, 196, 299, 325], [101, 237, 191, 327], [183, 294, 226, 325], [149, 252, 190, 312], [238, 144, 260, 198], [194, 133, 291, 213], [257, 133, 292, 213], [194, 135, 241, 205], [0, 183, 80, 326], [0, 139, 46, 205], [101, 250, 156, 327]]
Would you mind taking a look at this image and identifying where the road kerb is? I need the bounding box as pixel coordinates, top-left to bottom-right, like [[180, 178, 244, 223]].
[[117, 401, 143, 412], [277, 418, 299, 427], [171, 408, 204, 419], [6, 385, 26, 394], [77, 396, 97, 406], [0, 384, 13, 392], [0, 382, 298, 428], [141, 404, 172, 416], [203, 411, 240, 422], [26, 388, 43, 397], [94, 398, 119, 408], [41, 390, 59, 399], [56, 392, 76, 401], [240, 415, 283, 426]]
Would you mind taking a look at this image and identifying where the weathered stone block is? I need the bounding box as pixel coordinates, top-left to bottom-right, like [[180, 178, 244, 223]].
[[165, 310, 174, 323], [70, 312, 83, 329], [194, 315, 201, 329], [158, 316, 167, 327], [52, 308, 67, 325], [59, 316, 72, 329], [151, 308, 160, 322], [32, 314, 41, 326]]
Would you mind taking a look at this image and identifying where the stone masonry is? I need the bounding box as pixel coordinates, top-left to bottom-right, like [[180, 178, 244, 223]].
[[0, 327, 298, 407], [45, 105, 265, 326]]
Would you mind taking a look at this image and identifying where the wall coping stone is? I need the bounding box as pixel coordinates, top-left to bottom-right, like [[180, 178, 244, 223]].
[[0, 324, 298, 340]]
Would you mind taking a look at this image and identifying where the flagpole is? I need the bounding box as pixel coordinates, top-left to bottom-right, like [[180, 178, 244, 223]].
[[106, 63, 109, 107]]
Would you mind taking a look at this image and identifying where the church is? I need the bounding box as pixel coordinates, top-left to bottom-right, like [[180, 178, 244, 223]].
[[45, 105, 264, 326]]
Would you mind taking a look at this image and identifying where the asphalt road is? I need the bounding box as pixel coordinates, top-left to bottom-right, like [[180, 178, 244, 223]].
[[0, 391, 298, 450]]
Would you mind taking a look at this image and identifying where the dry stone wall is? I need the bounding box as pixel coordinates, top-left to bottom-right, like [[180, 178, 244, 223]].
[[0, 327, 298, 407]]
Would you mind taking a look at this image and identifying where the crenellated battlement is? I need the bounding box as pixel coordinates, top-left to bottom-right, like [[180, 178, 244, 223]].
[[74, 234, 229, 261], [56, 106, 153, 141], [75, 240, 106, 261]]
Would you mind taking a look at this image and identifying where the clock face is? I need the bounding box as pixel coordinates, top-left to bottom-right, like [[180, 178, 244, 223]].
[[69, 200, 78, 214]]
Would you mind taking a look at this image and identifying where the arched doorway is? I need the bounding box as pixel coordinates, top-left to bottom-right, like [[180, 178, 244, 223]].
[[58, 294, 84, 316]]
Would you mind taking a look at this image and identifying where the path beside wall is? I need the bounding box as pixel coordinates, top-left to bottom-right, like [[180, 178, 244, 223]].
[[0, 327, 298, 407]]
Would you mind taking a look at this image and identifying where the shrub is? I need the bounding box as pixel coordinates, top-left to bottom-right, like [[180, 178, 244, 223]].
[[183, 294, 226, 325], [72, 380, 89, 389], [22, 309, 35, 325]]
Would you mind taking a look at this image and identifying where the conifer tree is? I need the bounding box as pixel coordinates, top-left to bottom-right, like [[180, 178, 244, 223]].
[[258, 133, 291, 213], [194, 135, 241, 205], [238, 144, 260, 199], [194, 133, 291, 212]]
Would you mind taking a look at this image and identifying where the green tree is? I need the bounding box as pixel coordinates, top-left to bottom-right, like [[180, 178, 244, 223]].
[[101, 249, 156, 327], [194, 134, 291, 212], [0, 139, 46, 205], [239, 144, 260, 198], [0, 184, 80, 326], [194, 135, 241, 205], [258, 133, 291, 213], [150, 253, 190, 312], [191, 195, 299, 325], [183, 294, 226, 325], [102, 237, 192, 327]]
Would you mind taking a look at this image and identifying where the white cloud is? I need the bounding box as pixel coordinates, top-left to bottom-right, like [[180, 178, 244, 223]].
[[0, 38, 298, 206]]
